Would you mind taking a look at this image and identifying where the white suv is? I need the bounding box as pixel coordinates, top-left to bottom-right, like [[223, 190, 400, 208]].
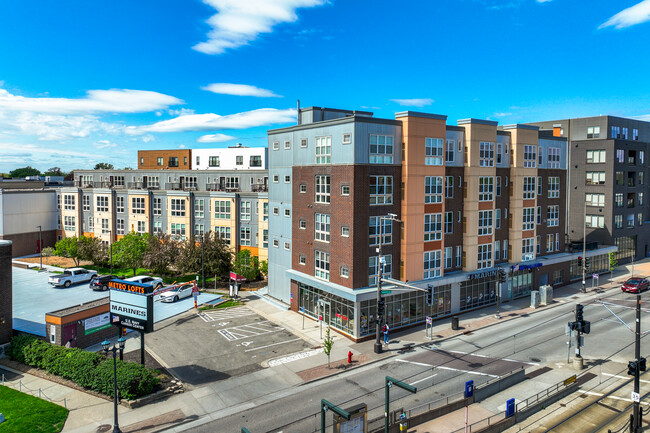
[[124, 275, 164, 290]]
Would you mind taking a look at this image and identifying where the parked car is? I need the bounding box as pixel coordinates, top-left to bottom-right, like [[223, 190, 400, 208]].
[[621, 277, 649, 294], [159, 283, 194, 303], [89, 274, 117, 291], [49, 268, 98, 288], [124, 275, 164, 290]]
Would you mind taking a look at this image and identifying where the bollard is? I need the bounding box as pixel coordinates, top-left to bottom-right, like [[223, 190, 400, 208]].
[[64, 398, 67, 409], [19, 380, 21, 392], [2, 373, 4, 385], [39, 388, 41, 398]]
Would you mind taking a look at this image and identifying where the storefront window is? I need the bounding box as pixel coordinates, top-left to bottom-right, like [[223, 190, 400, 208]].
[[460, 277, 496, 311], [298, 283, 355, 336]]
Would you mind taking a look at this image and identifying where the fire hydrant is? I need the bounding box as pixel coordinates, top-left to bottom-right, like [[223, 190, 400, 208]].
[[348, 351, 353, 363]]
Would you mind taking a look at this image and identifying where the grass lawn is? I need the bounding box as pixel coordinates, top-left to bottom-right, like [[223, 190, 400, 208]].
[[199, 299, 242, 310], [0, 385, 68, 433]]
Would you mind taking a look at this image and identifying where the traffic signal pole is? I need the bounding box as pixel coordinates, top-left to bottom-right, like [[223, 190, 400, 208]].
[[582, 201, 586, 293]]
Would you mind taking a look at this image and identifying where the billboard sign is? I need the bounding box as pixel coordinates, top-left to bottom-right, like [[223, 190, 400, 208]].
[[109, 279, 154, 333], [84, 313, 111, 335]]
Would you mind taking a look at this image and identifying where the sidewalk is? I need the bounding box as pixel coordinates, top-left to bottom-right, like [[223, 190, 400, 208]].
[[8, 260, 645, 433]]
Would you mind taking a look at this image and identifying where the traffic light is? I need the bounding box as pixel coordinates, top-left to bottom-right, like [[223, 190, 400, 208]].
[[568, 321, 577, 331], [577, 256, 583, 267], [498, 269, 506, 284], [426, 285, 433, 306], [582, 321, 591, 334], [377, 298, 385, 316], [640, 357, 647, 372], [629, 360, 639, 376], [585, 257, 591, 271], [576, 304, 584, 323]]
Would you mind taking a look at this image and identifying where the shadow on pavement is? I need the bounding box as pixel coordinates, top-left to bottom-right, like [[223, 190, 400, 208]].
[[170, 365, 231, 386]]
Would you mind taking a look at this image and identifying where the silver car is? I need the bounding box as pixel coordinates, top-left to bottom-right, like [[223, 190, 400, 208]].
[[159, 284, 194, 302]]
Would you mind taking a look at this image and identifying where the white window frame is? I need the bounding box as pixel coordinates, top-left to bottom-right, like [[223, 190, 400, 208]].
[[424, 213, 443, 241]]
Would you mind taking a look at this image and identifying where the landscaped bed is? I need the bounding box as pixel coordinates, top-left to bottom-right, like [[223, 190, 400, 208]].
[[0, 385, 69, 433], [6, 335, 161, 400]]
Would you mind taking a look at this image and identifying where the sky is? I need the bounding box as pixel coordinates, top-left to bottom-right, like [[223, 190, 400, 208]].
[[1, 0, 649, 173]]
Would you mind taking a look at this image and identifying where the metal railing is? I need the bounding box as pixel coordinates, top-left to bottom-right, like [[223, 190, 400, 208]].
[[516, 377, 571, 412], [450, 411, 506, 433], [251, 184, 268, 192], [165, 182, 199, 191], [1, 374, 68, 409], [206, 183, 240, 192]]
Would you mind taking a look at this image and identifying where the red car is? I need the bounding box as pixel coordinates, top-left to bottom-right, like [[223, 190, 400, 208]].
[[621, 277, 649, 294]]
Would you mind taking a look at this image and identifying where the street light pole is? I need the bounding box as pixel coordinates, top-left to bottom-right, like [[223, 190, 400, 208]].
[[582, 201, 586, 293], [37, 225, 42, 269], [374, 213, 400, 355], [102, 337, 126, 433], [201, 235, 205, 290], [109, 230, 114, 275]]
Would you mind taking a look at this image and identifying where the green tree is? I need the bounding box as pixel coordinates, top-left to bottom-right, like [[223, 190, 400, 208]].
[[112, 232, 149, 276], [54, 237, 81, 266], [44, 167, 64, 176], [9, 166, 41, 178], [41, 247, 55, 265], [176, 232, 232, 280], [323, 326, 334, 369], [259, 260, 268, 279], [232, 249, 260, 281], [94, 162, 114, 170], [142, 234, 180, 276], [77, 236, 107, 266]]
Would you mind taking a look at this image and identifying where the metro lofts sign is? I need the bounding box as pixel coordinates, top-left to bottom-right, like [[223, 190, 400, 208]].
[[109, 279, 154, 333]]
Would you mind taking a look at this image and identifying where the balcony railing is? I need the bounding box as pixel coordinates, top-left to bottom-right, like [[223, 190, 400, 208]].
[[206, 183, 240, 192], [166, 182, 199, 191], [252, 184, 268, 192], [128, 182, 144, 189]]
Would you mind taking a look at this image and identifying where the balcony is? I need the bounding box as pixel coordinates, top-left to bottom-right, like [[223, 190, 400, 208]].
[[206, 183, 240, 192], [252, 184, 268, 192], [128, 182, 144, 189], [166, 182, 199, 191]]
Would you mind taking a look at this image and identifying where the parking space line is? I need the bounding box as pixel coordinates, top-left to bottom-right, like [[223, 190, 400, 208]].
[[410, 374, 437, 386], [217, 321, 284, 341], [244, 338, 303, 352]]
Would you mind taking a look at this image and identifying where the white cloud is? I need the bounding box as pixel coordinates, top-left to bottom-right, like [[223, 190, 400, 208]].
[[193, 0, 327, 54], [599, 0, 650, 29], [0, 142, 99, 159], [390, 98, 434, 107], [493, 112, 513, 117], [2, 112, 124, 141], [168, 108, 196, 116], [179, 144, 186, 149], [0, 88, 182, 115], [536, 0, 551, 3], [202, 83, 281, 97], [142, 135, 155, 143], [127, 107, 296, 134], [197, 133, 236, 143], [94, 140, 118, 149]]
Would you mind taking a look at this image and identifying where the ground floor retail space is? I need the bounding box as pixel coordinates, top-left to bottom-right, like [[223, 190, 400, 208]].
[[286, 250, 614, 341]]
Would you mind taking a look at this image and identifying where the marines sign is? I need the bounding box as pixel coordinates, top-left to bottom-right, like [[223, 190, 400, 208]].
[[109, 279, 154, 333]]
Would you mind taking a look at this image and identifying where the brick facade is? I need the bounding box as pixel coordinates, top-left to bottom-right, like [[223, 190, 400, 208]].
[[137, 150, 192, 170]]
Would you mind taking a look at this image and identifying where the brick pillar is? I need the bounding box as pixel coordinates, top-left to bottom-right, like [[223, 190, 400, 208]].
[[0, 241, 13, 344]]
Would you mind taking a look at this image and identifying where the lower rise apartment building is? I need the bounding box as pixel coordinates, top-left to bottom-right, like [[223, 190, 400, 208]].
[[268, 107, 615, 341], [58, 169, 269, 262]]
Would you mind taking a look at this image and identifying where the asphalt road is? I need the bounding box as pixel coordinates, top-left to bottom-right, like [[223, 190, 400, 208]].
[[183, 289, 650, 433], [147, 306, 311, 386]]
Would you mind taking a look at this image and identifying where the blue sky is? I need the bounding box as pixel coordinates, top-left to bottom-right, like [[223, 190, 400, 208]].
[[1, 0, 649, 172]]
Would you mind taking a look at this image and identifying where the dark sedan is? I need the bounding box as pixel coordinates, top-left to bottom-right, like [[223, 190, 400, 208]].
[[89, 275, 117, 291], [621, 277, 649, 294]]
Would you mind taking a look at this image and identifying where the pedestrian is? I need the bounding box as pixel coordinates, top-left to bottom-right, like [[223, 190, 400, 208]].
[[383, 323, 390, 345]]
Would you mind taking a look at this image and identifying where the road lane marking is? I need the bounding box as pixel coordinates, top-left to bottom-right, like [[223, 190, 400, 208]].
[[396, 359, 433, 367], [435, 366, 499, 378], [602, 372, 650, 384], [410, 374, 438, 386], [245, 338, 303, 353], [582, 391, 650, 405], [268, 348, 321, 366], [429, 348, 538, 365]]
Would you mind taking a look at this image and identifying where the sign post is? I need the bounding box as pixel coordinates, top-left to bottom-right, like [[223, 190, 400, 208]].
[[464, 380, 474, 433], [193, 283, 199, 309]]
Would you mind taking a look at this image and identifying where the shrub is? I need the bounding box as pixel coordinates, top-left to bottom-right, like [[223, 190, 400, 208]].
[[7, 336, 159, 400], [7, 335, 38, 363]]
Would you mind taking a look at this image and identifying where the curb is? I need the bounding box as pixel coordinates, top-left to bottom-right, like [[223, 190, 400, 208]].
[[298, 353, 397, 386]]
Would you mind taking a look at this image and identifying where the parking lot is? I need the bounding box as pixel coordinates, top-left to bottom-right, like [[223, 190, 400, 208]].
[[146, 305, 311, 386], [11, 267, 220, 336]]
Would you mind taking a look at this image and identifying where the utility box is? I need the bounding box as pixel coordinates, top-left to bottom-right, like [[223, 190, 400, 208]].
[[530, 291, 540, 309], [539, 285, 553, 305]]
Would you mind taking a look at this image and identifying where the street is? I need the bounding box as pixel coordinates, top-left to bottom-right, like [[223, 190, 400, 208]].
[[180, 287, 650, 433]]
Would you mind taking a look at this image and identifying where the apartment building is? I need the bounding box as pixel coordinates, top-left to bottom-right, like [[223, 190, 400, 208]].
[[137, 145, 267, 172], [268, 107, 614, 341], [58, 169, 269, 262], [137, 149, 192, 170], [528, 116, 650, 263]]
